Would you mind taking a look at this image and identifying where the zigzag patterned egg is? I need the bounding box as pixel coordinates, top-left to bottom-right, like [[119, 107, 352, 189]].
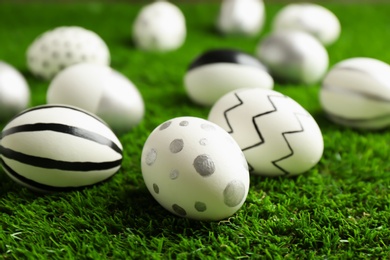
[[0, 105, 123, 192], [208, 88, 323, 177]]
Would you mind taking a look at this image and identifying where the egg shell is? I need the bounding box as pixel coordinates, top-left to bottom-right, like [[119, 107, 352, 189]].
[[0, 61, 30, 121], [132, 1, 186, 52], [141, 116, 250, 221], [26, 26, 110, 80], [272, 3, 341, 46], [320, 57, 390, 129], [256, 31, 329, 85], [208, 88, 323, 177], [0, 105, 123, 192], [47, 63, 145, 134], [216, 0, 265, 36], [184, 49, 274, 106]]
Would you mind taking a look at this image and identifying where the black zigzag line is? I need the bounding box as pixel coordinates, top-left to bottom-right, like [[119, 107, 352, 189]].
[[271, 112, 309, 175], [242, 94, 284, 151], [223, 92, 244, 133]]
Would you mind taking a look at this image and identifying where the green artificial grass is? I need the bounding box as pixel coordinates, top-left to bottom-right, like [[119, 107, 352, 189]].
[[1, 2, 390, 259]]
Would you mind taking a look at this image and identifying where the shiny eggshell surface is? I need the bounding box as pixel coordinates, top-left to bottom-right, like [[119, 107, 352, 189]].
[[217, 0, 265, 36], [272, 3, 341, 46], [208, 88, 323, 177], [26, 26, 110, 80], [141, 116, 250, 221], [320, 57, 390, 129], [184, 49, 274, 106], [256, 31, 328, 85], [132, 1, 186, 52], [0, 61, 30, 121], [47, 63, 145, 134], [0, 105, 123, 192]]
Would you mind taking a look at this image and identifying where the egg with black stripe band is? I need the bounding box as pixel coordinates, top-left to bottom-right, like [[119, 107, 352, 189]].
[[0, 105, 123, 192]]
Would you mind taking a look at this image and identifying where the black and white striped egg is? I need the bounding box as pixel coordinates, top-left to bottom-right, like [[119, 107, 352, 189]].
[[141, 116, 250, 221], [184, 49, 273, 106], [26, 26, 110, 80], [0, 105, 122, 192], [320, 57, 390, 129]]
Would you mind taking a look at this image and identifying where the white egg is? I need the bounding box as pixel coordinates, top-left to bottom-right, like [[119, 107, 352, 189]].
[[216, 0, 265, 36], [47, 63, 145, 134], [141, 116, 250, 221], [26, 26, 110, 80], [256, 31, 329, 85], [132, 1, 186, 52], [0, 105, 123, 192], [320, 57, 390, 129], [272, 3, 341, 46], [0, 61, 30, 121], [184, 49, 273, 107], [208, 88, 323, 177]]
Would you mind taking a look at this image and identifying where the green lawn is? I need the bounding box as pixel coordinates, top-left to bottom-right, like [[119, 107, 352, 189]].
[[1, 2, 390, 259]]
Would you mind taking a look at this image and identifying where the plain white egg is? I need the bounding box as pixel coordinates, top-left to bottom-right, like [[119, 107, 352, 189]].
[[132, 1, 186, 52], [0, 61, 30, 121], [47, 63, 145, 134]]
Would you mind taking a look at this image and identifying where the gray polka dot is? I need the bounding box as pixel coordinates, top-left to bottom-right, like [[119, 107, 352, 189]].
[[199, 138, 208, 146], [172, 204, 187, 216], [170, 169, 179, 180], [201, 123, 216, 131], [180, 121, 189, 126], [194, 202, 207, 212], [223, 180, 246, 207], [153, 183, 159, 194], [193, 154, 215, 177], [159, 121, 172, 130], [170, 139, 184, 153], [145, 148, 157, 166]]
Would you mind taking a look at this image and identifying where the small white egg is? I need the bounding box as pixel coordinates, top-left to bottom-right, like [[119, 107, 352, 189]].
[[0, 105, 123, 192], [47, 63, 145, 134], [132, 1, 186, 52], [272, 3, 341, 46], [184, 49, 273, 106], [216, 0, 265, 37], [0, 61, 30, 121], [141, 116, 250, 221], [26, 26, 110, 80], [256, 31, 329, 85], [208, 88, 323, 177], [320, 57, 390, 129]]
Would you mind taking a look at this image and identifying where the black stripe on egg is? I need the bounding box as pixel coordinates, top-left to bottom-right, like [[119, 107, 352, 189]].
[[0, 157, 102, 193], [187, 49, 267, 71]]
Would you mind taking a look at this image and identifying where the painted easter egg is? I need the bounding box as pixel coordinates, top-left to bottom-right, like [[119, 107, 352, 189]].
[[0, 105, 122, 192], [141, 116, 249, 221]]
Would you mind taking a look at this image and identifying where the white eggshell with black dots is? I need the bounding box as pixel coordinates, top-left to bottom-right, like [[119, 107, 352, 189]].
[[0, 105, 123, 192], [272, 3, 341, 46], [256, 31, 328, 85], [26, 26, 110, 80], [0, 61, 30, 122], [208, 88, 323, 177], [132, 1, 186, 52], [320, 57, 390, 129], [47, 63, 145, 134], [217, 0, 265, 36], [184, 49, 273, 106], [141, 116, 250, 221]]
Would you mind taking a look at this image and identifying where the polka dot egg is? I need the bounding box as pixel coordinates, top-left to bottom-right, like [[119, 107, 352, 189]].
[[26, 26, 110, 80], [141, 116, 250, 221]]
